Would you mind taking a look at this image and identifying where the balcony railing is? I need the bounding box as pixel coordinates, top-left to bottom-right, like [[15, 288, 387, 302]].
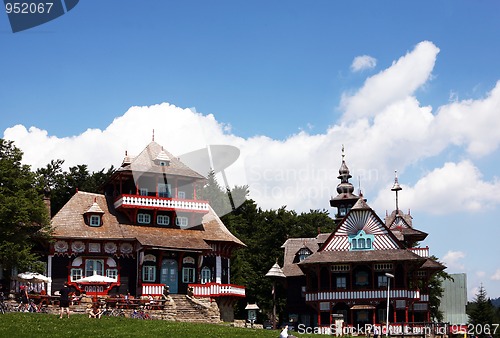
[[141, 283, 166, 296], [114, 194, 210, 213], [188, 283, 246, 298], [409, 246, 429, 257], [305, 289, 426, 302]]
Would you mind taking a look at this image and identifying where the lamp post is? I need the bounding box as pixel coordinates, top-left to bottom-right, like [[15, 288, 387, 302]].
[[385, 273, 395, 337], [265, 262, 286, 330]]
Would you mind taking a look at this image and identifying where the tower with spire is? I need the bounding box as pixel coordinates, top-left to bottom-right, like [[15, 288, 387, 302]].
[[329, 146, 360, 223]]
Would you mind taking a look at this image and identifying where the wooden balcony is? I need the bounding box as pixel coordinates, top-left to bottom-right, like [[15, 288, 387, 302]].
[[188, 283, 246, 298], [305, 289, 427, 302], [114, 194, 210, 213]]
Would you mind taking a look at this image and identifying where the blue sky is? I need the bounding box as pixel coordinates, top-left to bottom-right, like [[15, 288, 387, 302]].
[[2, 1, 500, 300]]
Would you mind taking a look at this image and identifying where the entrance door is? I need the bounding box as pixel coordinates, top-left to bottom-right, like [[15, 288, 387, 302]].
[[160, 259, 178, 294]]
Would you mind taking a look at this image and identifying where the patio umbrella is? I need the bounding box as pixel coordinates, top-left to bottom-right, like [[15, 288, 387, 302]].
[[17, 272, 51, 283], [74, 272, 117, 283], [74, 273, 117, 300]]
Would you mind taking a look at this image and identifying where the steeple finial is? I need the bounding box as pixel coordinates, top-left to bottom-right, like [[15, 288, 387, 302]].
[[391, 170, 402, 214], [152, 129, 155, 142], [342, 144, 345, 161]]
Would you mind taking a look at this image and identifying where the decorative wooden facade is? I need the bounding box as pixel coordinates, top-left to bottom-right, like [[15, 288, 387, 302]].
[[281, 155, 445, 328], [48, 141, 246, 304]]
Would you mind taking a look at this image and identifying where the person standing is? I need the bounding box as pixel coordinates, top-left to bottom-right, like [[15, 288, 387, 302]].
[[59, 282, 71, 318], [20, 285, 29, 312]]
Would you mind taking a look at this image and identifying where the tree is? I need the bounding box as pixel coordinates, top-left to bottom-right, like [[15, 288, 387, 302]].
[[0, 139, 51, 281], [468, 284, 496, 337], [35, 160, 115, 216]]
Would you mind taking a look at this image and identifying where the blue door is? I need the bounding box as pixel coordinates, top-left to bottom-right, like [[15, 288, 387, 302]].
[[160, 259, 178, 294]]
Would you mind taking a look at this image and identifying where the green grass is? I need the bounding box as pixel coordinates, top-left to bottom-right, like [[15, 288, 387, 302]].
[[0, 313, 327, 338]]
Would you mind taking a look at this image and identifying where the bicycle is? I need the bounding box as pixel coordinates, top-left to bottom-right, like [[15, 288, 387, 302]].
[[130, 306, 151, 320], [102, 307, 125, 317]]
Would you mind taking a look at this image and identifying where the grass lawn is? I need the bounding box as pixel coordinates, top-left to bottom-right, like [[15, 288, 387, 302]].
[[0, 313, 329, 338]]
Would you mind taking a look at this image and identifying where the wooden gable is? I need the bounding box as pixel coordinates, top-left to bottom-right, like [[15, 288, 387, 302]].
[[320, 198, 402, 251]]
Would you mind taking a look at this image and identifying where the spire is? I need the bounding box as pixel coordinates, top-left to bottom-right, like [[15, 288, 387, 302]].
[[337, 145, 354, 195], [391, 170, 402, 214]]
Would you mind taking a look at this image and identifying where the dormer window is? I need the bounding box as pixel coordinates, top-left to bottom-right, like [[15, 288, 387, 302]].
[[155, 150, 170, 166], [298, 248, 312, 262], [349, 230, 374, 251], [84, 198, 105, 227], [89, 215, 101, 227]]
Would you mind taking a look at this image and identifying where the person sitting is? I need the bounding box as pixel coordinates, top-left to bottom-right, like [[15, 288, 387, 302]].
[[88, 303, 102, 319]]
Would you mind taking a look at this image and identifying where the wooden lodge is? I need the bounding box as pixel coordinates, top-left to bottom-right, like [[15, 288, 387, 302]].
[[47, 141, 246, 320], [281, 151, 445, 328]]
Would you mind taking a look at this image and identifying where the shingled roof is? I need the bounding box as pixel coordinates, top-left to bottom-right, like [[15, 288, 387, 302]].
[[116, 141, 205, 179], [298, 249, 426, 266], [281, 235, 327, 277], [51, 191, 244, 251]]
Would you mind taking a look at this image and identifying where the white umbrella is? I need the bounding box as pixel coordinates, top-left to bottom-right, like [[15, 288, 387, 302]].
[[17, 272, 51, 283], [74, 272, 117, 283]]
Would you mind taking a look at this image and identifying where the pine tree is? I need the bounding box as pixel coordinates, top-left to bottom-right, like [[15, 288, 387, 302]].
[[468, 284, 496, 337]]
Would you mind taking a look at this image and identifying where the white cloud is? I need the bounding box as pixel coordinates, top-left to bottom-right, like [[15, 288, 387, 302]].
[[476, 271, 486, 278], [340, 41, 440, 122], [372, 160, 500, 214], [492, 269, 500, 281], [442, 250, 466, 271], [351, 55, 377, 72]]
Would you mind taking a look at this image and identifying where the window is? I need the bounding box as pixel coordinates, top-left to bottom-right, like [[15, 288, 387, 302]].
[[297, 248, 311, 262], [159, 161, 167, 166], [106, 269, 118, 280], [378, 275, 388, 288], [176, 216, 188, 227], [336, 276, 347, 289], [70, 268, 82, 282], [139, 188, 148, 196], [182, 267, 195, 283], [349, 230, 374, 251], [378, 309, 387, 322], [201, 267, 211, 284], [177, 191, 186, 199], [158, 183, 172, 198], [339, 205, 347, 216], [157, 215, 170, 226], [331, 264, 350, 272], [142, 265, 156, 282], [374, 263, 393, 271], [89, 215, 101, 226], [85, 259, 104, 277], [138, 213, 151, 224], [355, 271, 369, 286]]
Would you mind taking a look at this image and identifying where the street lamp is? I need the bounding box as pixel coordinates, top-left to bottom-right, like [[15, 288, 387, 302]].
[[385, 273, 395, 337], [265, 262, 286, 330]]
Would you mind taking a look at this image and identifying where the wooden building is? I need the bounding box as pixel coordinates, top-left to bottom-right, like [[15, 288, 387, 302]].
[[281, 153, 445, 328], [48, 141, 246, 308]]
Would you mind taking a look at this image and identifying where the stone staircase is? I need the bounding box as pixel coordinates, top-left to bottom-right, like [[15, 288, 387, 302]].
[[169, 294, 220, 323]]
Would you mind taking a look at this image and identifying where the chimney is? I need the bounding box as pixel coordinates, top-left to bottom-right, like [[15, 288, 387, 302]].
[[43, 195, 51, 218]]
